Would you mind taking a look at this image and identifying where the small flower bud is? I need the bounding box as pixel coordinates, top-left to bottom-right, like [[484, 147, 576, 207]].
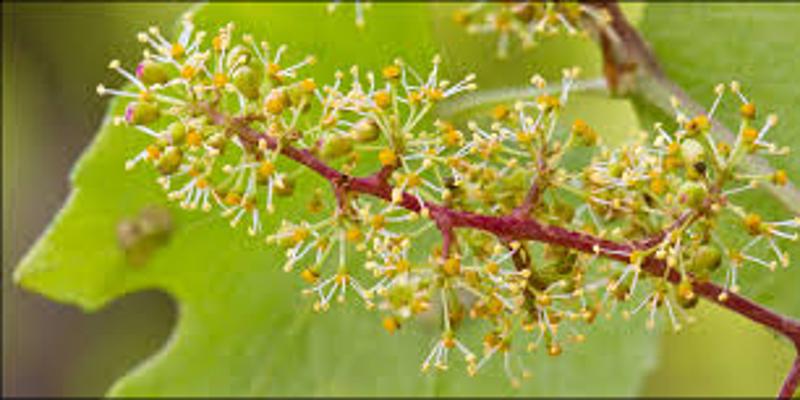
[[166, 122, 186, 145], [320, 135, 354, 160], [678, 181, 707, 209], [136, 60, 169, 85], [265, 89, 289, 115], [351, 118, 380, 143], [232, 65, 262, 99], [124, 101, 160, 125], [688, 244, 722, 280], [206, 132, 227, 153], [156, 147, 183, 175]]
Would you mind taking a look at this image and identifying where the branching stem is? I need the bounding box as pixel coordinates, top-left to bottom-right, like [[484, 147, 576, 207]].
[[207, 106, 800, 394]]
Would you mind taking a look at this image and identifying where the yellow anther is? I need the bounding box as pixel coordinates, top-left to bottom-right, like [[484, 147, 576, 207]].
[[379, 148, 397, 167], [299, 78, 316, 93], [213, 73, 228, 88], [485, 261, 499, 275], [740, 103, 756, 120], [382, 65, 401, 80], [374, 90, 391, 109], [773, 170, 788, 186], [382, 316, 400, 334], [742, 127, 758, 143], [186, 130, 202, 147], [265, 90, 288, 115], [180, 65, 196, 80], [145, 144, 161, 160], [743, 213, 763, 235], [370, 214, 385, 230], [346, 227, 363, 242], [292, 227, 310, 244], [170, 43, 185, 58], [258, 160, 275, 177], [300, 269, 319, 284], [212, 36, 223, 52], [443, 257, 461, 276], [491, 104, 510, 121], [224, 192, 241, 206]]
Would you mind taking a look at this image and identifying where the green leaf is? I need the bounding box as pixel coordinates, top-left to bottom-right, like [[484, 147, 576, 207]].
[[634, 3, 800, 317], [15, 3, 658, 396]]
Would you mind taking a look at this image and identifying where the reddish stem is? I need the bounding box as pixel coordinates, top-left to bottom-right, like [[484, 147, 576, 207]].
[[435, 212, 455, 260], [780, 355, 800, 399]]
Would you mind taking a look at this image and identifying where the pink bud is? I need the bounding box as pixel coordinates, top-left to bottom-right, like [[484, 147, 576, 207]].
[[135, 62, 146, 79]]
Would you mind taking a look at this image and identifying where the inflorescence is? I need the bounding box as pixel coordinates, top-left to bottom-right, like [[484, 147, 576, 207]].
[[98, 15, 797, 385], [452, 1, 606, 59]]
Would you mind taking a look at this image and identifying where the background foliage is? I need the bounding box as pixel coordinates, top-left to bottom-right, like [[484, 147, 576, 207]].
[[4, 2, 797, 396]]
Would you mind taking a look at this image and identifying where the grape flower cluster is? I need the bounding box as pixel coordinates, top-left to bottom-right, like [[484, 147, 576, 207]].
[[452, 1, 608, 59], [98, 15, 798, 385]]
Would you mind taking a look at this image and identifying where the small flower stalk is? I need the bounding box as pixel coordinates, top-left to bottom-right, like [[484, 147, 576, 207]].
[[99, 16, 797, 385]]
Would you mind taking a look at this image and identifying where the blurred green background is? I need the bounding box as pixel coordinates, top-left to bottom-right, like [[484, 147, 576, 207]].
[[1, 3, 794, 396]]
